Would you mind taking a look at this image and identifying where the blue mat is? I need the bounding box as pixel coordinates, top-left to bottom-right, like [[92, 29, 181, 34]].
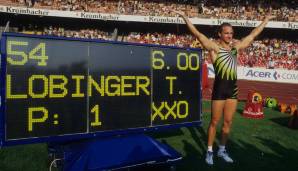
[[48, 134, 182, 171]]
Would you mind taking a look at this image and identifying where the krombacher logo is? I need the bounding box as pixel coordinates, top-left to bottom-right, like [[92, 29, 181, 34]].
[[6, 6, 49, 15]]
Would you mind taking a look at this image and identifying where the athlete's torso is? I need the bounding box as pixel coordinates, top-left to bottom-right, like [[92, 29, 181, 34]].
[[212, 47, 238, 100]]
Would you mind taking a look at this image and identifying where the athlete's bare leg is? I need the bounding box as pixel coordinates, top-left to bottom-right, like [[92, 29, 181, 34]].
[[208, 100, 225, 146], [220, 99, 237, 145]]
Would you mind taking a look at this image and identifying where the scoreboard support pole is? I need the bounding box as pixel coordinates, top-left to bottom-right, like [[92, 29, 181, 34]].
[[48, 134, 182, 171]]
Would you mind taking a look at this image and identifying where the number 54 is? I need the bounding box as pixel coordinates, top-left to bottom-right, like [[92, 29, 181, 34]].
[[7, 41, 48, 66]]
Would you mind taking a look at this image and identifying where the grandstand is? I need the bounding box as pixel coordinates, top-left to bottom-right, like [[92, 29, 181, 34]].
[[3, 0, 297, 21], [0, 0, 297, 97]]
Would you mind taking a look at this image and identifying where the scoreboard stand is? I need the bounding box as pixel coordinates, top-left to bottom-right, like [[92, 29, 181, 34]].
[[48, 134, 182, 171]]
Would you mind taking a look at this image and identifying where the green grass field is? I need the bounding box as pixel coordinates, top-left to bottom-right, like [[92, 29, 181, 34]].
[[1, 101, 297, 171]]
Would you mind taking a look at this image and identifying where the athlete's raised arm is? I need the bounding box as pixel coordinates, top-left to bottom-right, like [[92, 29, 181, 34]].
[[173, 10, 220, 52], [235, 15, 275, 50]]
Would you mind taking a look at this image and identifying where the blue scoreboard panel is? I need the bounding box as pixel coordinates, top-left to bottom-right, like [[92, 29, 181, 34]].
[[0, 33, 202, 146]]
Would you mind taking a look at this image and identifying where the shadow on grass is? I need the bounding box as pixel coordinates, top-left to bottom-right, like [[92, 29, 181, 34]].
[[175, 128, 298, 171], [149, 128, 185, 139], [1, 126, 297, 171], [270, 116, 291, 128], [236, 109, 243, 114], [188, 127, 207, 152]]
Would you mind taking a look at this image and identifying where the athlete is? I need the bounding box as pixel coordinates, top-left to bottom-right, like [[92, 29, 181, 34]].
[[173, 10, 275, 165]]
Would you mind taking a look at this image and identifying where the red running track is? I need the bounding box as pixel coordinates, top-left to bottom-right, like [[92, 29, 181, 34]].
[[202, 79, 298, 105]]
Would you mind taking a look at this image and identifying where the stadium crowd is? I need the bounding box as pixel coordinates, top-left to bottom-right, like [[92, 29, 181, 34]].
[[5, 0, 298, 22], [18, 25, 298, 70], [238, 39, 297, 70], [2, 0, 297, 69]]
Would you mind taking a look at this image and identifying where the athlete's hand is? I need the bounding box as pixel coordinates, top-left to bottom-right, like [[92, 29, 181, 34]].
[[170, 10, 187, 18], [264, 15, 276, 21]]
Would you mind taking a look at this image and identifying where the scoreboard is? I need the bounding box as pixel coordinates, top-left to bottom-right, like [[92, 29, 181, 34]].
[[0, 33, 202, 145]]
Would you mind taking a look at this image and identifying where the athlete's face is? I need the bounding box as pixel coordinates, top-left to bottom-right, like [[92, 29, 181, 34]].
[[219, 26, 234, 44]]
